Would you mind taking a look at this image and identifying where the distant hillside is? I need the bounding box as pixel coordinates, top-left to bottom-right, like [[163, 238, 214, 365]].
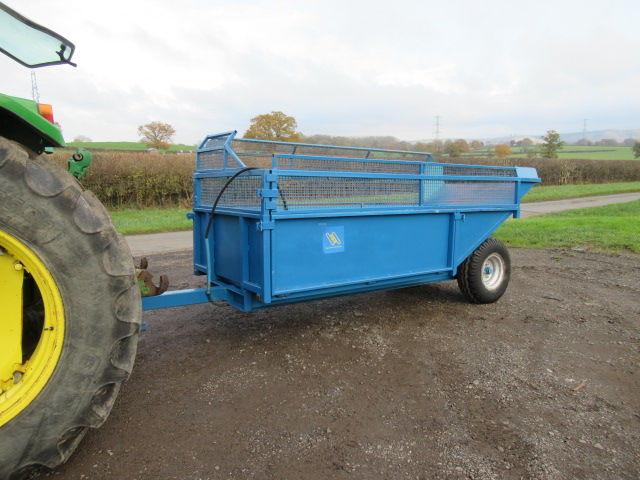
[[558, 129, 640, 144], [417, 129, 640, 145]]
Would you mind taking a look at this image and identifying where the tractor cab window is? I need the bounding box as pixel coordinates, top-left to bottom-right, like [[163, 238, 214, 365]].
[[0, 2, 75, 68]]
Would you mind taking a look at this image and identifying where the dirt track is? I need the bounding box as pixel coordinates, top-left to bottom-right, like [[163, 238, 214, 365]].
[[46, 247, 639, 480]]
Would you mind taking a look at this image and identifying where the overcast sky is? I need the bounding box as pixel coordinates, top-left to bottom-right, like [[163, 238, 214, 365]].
[[2, 0, 638, 145]]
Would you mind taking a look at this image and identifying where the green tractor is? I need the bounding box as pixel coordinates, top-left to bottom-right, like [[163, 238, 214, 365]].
[[0, 3, 141, 477]]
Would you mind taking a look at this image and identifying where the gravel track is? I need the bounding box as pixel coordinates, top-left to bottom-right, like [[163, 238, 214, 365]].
[[42, 247, 639, 480]]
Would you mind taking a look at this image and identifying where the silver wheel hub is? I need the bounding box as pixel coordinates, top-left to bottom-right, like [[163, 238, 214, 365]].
[[482, 253, 505, 291]]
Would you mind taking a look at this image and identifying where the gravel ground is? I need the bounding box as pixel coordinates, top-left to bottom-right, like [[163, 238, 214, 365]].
[[41, 247, 639, 480]]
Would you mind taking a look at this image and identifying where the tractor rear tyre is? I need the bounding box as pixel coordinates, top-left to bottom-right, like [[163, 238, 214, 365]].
[[0, 137, 141, 478], [457, 237, 511, 304]]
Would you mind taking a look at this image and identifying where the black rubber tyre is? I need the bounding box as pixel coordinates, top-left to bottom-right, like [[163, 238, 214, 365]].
[[0, 137, 141, 478], [456, 237, 511, 304]]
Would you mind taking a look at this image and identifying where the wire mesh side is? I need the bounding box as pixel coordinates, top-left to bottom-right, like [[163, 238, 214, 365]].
[[274, 157, 421, 174], [423, 180, 516, 206], [194, 162, 518, 213], [197, 150, 244, 171], [441, 165, 516, 177], [277, 176, 421, 210], [198, 176, 262, 210], [233, 154, 273, 169], [203, 134, 232, 149], [230, 138, 429, 162], [197, 151, 225, 170], [273, 176, 516, 211]]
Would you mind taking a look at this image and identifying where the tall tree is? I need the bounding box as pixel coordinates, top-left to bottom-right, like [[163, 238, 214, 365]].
[[494, 144, 512, 158], [138, 121, 176, 150], [244, 111, 302, 142], [539, 130, 565, 158], [632, 142, 640, 159], [444, 139, 470, 158]]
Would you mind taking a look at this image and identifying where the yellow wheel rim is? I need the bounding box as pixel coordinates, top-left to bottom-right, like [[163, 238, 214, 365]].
[[0, 229, 65, 427]]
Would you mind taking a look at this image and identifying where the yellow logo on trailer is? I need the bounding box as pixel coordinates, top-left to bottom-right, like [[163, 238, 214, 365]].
[[325, 231, 342, 246], [322, 226, 345, 254]]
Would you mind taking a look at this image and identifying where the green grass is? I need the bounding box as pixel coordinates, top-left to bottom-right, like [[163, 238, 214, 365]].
[[495, 200, 640, 252], [65, 141, 196, 151], [466, 145, 637, 160], [522, 182, 640, 202], [110, 208, 192, 235], [114, 201, 640, 253], [511, 146, 635, 161], [110, 183, 640, 236]]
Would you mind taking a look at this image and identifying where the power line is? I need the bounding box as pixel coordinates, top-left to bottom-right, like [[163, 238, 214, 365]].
[[433, 115, 442, 154]]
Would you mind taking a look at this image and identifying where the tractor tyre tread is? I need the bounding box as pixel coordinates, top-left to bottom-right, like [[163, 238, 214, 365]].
[[0, 137, 141, 479]]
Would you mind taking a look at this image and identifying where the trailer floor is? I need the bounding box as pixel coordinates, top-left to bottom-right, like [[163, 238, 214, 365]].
[[46, 248, 638, 480]]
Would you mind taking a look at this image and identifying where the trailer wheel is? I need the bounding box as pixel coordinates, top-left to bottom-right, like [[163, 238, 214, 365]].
[[0, 137, 141, 478], [457, 237, 511, 304]]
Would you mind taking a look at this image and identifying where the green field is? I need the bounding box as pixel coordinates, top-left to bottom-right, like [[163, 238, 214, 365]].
[[517, 146, 635, 161], [522, 182, 640, 202], [110, 200, 640, 253], [65, 142, 637, 160], [495, 200, 640, 253], [110, 183, 640, 254], [65, 141, 196, 151], [466, 145, 636, 161]]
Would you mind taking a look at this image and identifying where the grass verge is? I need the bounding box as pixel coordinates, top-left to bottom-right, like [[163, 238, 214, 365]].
[[523, 182, 640, 203], [110, 187, 640, 253], [495, 200, 640, 253], [110, 208, 191, 235]]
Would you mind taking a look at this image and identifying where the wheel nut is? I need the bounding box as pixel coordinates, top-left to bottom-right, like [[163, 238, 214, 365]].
[[14, 261, 23, 271]]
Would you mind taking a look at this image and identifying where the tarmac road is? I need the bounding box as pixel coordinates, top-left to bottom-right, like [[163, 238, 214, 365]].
[[125, 193, 640, 256]]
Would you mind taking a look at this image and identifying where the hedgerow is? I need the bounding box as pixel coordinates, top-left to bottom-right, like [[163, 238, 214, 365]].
[[50, 151, 194, 209], [49, 151, 640, 209]]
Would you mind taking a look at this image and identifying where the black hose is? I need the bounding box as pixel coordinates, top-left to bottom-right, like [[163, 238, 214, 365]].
[[204, 167, 258, 239], [277, 185, 288, 211]]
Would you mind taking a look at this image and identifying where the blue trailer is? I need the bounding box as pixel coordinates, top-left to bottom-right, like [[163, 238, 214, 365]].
[[1, 1, 541, 473], [142, 131, 540, 312]]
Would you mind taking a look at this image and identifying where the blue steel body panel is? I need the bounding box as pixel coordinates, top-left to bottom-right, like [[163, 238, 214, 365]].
[[271, 214, 450, 295], [144, 130, 540, 312]]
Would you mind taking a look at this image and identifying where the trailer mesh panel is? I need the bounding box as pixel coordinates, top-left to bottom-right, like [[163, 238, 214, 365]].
[[198, 150, 245, 171], [198, 176, 515, 211], [425, 181, 515, 206], [277, 177, 421, 209], [230, 138, 429, 161], [195, 135, 520, 212], [200, 176, 262, 209], [202, 134, 232, 149], [274, 157, 422, 174], [441, 165, 516, 177]]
